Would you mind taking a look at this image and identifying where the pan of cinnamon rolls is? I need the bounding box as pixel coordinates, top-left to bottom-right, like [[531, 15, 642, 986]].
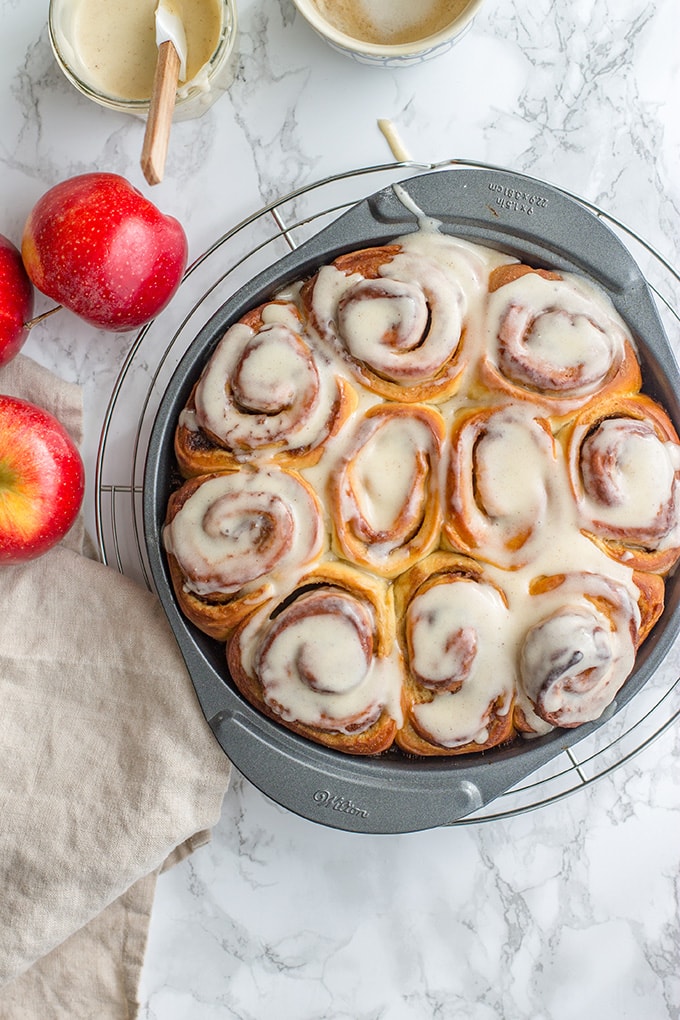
[[144, 167, 680, 833]]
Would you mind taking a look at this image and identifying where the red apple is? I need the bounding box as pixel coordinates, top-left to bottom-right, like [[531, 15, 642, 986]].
[[0, 234, 34, 367], [0, 395, 85, 564], [21, 172, 188, 331]]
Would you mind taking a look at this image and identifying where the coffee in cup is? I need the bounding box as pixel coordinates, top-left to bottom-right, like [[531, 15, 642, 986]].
[[292, 0, 484, 66], [312, 0, 472, 47]]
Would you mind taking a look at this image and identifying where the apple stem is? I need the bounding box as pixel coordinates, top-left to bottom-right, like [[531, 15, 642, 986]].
[[24, 304, 63, 330]]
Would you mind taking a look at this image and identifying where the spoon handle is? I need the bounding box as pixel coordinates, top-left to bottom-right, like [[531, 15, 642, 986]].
[[141, 40, 180, 186]]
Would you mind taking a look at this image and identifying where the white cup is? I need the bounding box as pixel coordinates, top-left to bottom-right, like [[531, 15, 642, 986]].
[[291, 0, 485, 67]]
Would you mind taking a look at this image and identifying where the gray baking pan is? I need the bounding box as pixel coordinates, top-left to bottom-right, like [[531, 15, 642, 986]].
[[143, 166, 680, 834]]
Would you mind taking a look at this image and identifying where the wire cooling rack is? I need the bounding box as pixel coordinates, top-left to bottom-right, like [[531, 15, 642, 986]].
[[94, 159, 680, 824]]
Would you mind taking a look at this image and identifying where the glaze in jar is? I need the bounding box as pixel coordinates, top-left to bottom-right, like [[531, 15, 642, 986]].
[[48, 0, 237, 120]]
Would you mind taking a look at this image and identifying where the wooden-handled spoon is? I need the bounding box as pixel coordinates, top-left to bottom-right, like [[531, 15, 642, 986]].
[[141, 0, 188, 186]]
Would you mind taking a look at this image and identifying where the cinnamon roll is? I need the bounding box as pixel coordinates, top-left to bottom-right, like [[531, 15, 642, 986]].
[[443, 402, 559, 569], [226, 561, 404, 754], [564, 393, 680, 574], [302, 240, 479, 403], [515, 569, 664, 732], [175, 300, 357, 477], [393, 552, 516, 755], [329, 402, 445, 578], [479, 264, 641, 417], [163, 466, 325, 641]]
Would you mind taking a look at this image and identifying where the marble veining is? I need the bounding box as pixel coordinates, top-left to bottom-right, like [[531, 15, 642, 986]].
[[1, 0, 680, 1015]]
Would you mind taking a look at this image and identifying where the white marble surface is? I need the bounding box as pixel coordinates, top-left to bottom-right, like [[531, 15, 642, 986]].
[[2, 0, 680, 1016]]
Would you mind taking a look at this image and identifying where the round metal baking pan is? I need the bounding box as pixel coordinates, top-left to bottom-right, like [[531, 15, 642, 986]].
[[136, 164, 680, 834]]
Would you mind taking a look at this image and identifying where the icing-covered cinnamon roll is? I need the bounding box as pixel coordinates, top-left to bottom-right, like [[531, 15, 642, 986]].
[[302, 241, 479, 403], [479, 264, 641, 417], [393, 552, 516, 755], [163, 467, 325, 640], [175, 300, 357, 476], [329, 402, 445, 578], [227, 562, 404, 754], [564, 393, 680, 574], [515, 570, 664, 732], [443, 403, 559, 569]]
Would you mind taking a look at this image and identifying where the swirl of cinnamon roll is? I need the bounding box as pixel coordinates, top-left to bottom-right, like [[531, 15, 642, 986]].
[[175, 300, 357, 476], [480, 264, 641, 417], [443, 403, 559, 569], [227, 562, 404, 754], [564, 394, 680, 574], [329, 403, 445, 578], [302, 241, 478, 402], [516, 569, 664, 731], [393, 552, 516, 755], [163, 467, 325, 640]]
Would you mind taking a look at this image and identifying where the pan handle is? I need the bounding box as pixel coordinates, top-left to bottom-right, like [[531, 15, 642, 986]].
[[206, 701, 565, 835]]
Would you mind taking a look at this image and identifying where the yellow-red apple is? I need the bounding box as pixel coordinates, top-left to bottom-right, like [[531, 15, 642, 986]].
[[0, 234, 34, 367], [0, 395, 85, 564], [21, 173, 188, 331]]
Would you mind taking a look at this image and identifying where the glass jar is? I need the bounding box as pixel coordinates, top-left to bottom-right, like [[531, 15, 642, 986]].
[[48, 0, 237, 121]]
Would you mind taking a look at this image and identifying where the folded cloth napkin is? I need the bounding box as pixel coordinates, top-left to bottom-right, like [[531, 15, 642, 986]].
[[0, 355, 232, 1018]]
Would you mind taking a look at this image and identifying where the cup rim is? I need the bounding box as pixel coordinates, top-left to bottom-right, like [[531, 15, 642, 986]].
[[291, 0, 485, 57]]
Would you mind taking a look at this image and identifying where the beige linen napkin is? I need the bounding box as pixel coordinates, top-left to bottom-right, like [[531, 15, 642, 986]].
[[0, 355, 232, 1017]]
